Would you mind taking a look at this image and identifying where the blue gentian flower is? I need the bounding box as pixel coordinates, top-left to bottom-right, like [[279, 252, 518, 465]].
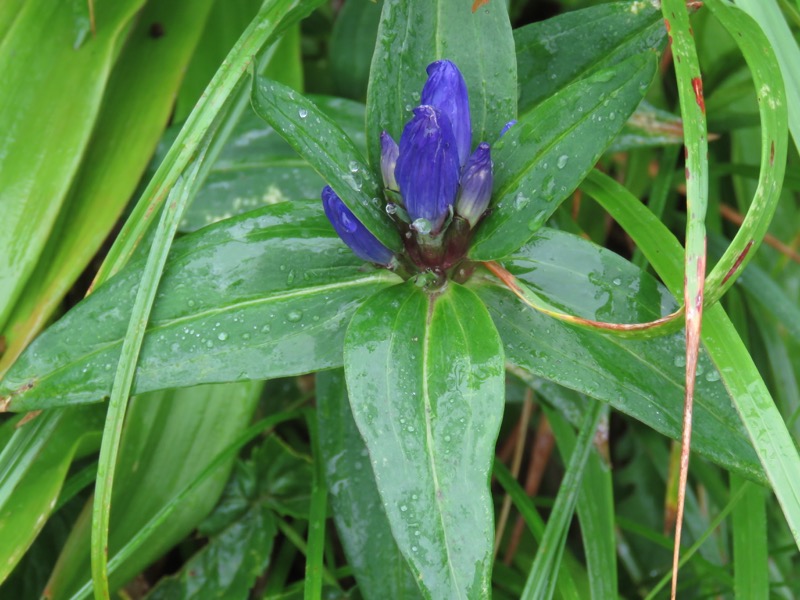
[[395, 105, 461, 234], [320, 59, 496, 269], [387, 59, 492, 236], [321, 186, 393, 266]]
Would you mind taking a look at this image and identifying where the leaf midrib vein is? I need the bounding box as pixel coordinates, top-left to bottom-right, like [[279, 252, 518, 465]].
[[18, 274, 395, 395], [422, 292, 464, 599]]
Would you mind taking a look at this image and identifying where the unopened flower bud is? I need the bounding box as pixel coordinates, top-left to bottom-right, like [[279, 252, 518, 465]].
[[395, 106, 460, 235], [321, 186, 393, 265], [380, 131, 399, 191], [455, 143, 492, 228]]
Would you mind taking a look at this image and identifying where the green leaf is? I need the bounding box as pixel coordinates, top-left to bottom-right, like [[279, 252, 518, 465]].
[[734, 0, 800, 157], [94, 0, 325, 285], [470, 228, 763, 482], [1, 487, 87, 597], [330, 0, 383, 101], [202, 436, 314, 526], [365, 0, 517, 167], [43, 382, 261, 598], [702, 0, 789, 305], [1, 202, 401, 411], [0, 407, 102, 584], [146, 505, 277, 600], [0, 0, 217, 373], [731, 476, 769, 598], [251, 76, 402, 252], [0, 0, 146, 330], [144, 429, 315, 599], [181, 97, 367, 233], [521, 401, 604, 600], [514, 0, 666, 115], [316, 370, 422, 600], [344, 282, 505, 599], [583, 169, 800, 551], [547, 406, 617, 600], [469, 53, 658, 260]]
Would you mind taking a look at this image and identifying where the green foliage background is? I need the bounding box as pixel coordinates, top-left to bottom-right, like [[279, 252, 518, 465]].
[[1, 0, 799, 598]]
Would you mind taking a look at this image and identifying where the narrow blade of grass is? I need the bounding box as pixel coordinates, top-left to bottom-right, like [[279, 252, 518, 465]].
[[661, 1, 709, 595], [521, 400, 603, 600], [703, 0, 789, 304], [582, 169, 800, 556], [732, 474, 770, 598], [91, 152, 207, 599], [304, 411, 328, 600], [735, 0, 800, 157]]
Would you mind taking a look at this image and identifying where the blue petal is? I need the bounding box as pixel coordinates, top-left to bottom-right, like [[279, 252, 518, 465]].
[[456, 143, 493, 228], [321, 186, 393, 265], [420, 60, 472, 167], [380, 131, 399, 191], [499, 120, 517, 137], [395, 105, 460, 234]]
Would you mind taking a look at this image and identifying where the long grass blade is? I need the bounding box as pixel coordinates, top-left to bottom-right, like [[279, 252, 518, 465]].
[[90, 152, 207, 599], [703, 0, 788, 304], [734, 0, 800, 157], [582, 169, 800, 555], [521, 400, 603, 600], [660, 1, 709, 596], [304, 411, 328, 600]]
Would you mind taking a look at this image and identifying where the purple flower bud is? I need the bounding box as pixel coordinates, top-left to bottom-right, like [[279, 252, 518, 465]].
[[395, 105, 460, 235], [500, 120, 517, 137], [421, 60, 472, 167], [380, 131, 399, 191], [456, 143, 493, 228], [321, 186, 393, 265]]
